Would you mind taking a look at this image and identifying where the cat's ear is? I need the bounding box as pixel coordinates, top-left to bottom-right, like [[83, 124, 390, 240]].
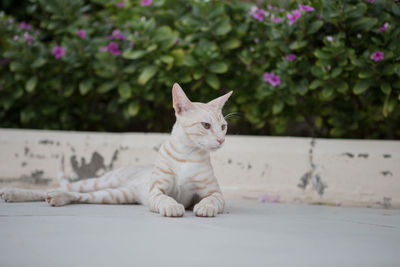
[[172, 83, 194, 115], [208, 91, 233, 110]]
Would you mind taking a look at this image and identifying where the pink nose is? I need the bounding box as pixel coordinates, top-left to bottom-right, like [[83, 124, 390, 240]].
[[217, 138, 225, 145]]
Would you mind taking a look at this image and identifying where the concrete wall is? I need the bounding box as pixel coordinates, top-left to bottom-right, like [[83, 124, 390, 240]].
[[0, 128, 399, 208]]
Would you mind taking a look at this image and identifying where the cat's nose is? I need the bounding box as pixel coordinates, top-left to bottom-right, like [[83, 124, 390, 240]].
[[217, 138, 225, 145]]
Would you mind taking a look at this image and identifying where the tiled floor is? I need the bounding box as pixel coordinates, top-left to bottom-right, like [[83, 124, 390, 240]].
[[1, 200, 399, 266]]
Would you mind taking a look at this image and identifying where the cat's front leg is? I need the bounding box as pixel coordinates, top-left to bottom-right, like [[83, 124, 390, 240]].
[[149, 188, 185, 217], [147, 172, 184, 217], [194, 190, 225, 217]]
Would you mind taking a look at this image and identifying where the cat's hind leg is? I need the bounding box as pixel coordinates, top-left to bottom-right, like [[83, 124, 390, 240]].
[[0, 188, 47, 202], [46, 187, 137, 206]]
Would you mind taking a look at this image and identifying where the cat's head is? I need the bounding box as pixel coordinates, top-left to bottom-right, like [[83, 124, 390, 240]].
[[172, 83, 232, 151]]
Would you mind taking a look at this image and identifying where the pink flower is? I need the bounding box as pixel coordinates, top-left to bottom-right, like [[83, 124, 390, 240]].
[[357, 33, 362, 39], [24, 32, 34, 45], [52, 46, 65, 59], [367, 0, 375, 3], [378, 22, 389, 32], [101, 42, 121, 56], [115, 2, 125, 7], [77, 29, 86, 39], [326, 36, 335, 42], [140, 0, 152, 6], [287, 10, 301, 25], [107, 29, 127, 41], [370, 51, 384, 62], [19, 21, 32, 30], [286, 54, 297, 61], [264, 72, 281, 86], [250, 7, 266, 21], [298, 4, 314, 12], [271, 16, 283, 23]]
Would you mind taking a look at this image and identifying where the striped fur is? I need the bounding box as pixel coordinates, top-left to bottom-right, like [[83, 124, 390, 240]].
[[0, 83, 232, 217]]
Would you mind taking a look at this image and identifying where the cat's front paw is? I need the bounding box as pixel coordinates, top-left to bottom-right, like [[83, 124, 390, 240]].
[[158, 202, 185, 217], [46, 191, 74, 207], [194, 202, 218, 217], [1, 188, 21, 202]]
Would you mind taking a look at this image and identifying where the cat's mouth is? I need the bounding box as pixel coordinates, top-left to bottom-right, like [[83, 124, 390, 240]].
[[197, 142, 222, 151]]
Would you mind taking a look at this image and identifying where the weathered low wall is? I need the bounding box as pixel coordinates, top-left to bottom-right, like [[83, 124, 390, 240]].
[[0, 128, 399, 208]]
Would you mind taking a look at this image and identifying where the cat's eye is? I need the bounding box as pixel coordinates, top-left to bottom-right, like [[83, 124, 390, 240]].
[[221, 124, 226, 131], [201, 122, 211, 129]]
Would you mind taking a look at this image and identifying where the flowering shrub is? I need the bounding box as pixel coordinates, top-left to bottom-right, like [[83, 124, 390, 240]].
[[0, 0, 399, 138]]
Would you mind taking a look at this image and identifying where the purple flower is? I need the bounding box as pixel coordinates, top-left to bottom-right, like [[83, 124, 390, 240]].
[[77, 29, 86, 39], [13, 35, 19, 41], [115, 2, 125, 7], [24, 32, 34, 45], [287, 10, 301, 25], [52, 46, 65, 59], [326, 36, 335, 42], [271, 16, 283, 23], [175, 39, 180, 45], [298, 4, 315, 12], [140, 0, 152, 6], [286, 54, 297, 61], [249, 6, 266, 21], [19, 21, 32, 30], [367, 0, 375, 3], [107, 29, 127, 41], [101, 42, 121, 56], [357, 33, 362, 39], [378, 22, 389, 32], [264, 72, 281, 86], [370, 51, 384, 62]]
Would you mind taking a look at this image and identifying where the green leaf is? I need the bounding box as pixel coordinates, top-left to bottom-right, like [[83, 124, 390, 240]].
[[122, 50, 146, 60], [215, 19, 232, 36], [98, 81, 117, 94], [127, 102, 139, 117], [380, 82, 391, 95], [209, 62, 228, 74], [307, 20, 324, 34], [160, 55, 174, 65], [321, 87, 334, 99], [358, 71, 374, 79], [32, 58, 47, 68], [205, 74, 220, 89], [183, 55, 198, 67], [309, 79, 323, 90], [272, 101, 284, 115], [289, 41, 307, 50], [351, 17, 378, 32], [193, 69, 204, 80], [382, 64, 396, 76], [337, 80, 349, 93], [314, 50, 331, 59], [171, 49, 185, 66], [79, 79, 93, 95], [138, 66, 158, 85], [10, 62, 23, 72], [353, 80, 369, 95], [222, 39, 241, 50], [146, 44, 158, 52], [25, 76, 38, 93], [118, 82, 132, 99], [330, 67, 342, 78]]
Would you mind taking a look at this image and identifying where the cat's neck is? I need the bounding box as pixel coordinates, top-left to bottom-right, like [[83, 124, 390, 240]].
[[170, 122, 209, 157]]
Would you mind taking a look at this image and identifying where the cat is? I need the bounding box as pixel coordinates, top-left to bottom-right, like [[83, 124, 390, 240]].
[[0, 83, 232, 217]]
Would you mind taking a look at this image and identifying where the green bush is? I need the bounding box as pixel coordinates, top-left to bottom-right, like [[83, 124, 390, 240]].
[[0, 0, 399, 138]]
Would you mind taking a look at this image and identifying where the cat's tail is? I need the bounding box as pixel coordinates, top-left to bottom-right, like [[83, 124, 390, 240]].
[[57, 154, 69, 189]]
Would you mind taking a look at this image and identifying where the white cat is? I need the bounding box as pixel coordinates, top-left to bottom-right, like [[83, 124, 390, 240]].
[[0, 83, 232, 217]]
